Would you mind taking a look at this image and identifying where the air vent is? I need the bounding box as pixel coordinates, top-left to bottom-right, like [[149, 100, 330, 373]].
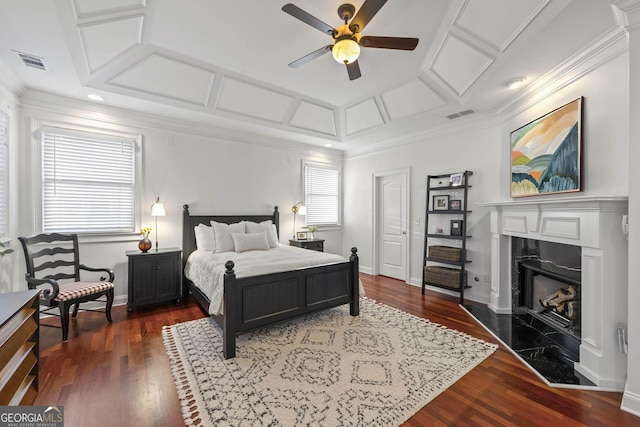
[[446, 109, 475, 120], [14, 51, 46, 70]]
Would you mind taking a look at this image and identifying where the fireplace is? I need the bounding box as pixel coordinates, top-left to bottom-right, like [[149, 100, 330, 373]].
[[479, 196, 628, 390], [513, 237, 581, 339]]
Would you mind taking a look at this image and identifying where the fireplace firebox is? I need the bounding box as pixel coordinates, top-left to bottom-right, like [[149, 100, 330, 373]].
[[516, 261, 581, 339]]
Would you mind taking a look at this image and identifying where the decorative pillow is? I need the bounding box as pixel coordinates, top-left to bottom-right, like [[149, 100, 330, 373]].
[[232, 231, 270, 253], [245, 220, 279, 248], [211, 221, 245, 253], [194, 224, 215, 251]]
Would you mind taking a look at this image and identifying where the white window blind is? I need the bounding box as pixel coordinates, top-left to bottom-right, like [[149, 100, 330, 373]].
[[0, 110, 8, 237], [304, 163, 340, 226], [42, 127, 135, 233]]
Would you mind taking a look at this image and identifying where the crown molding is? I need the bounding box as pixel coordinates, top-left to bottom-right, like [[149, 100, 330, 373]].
[[18, 89, 343, 161], [344, 109, 499, 160], [0, 60, 23, 104], [611, 0, 640, 31], [496, 26, 627, 119]]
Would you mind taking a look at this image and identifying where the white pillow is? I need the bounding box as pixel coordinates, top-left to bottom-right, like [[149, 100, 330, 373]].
[[232, 232, 270, 253], [194, 224, 215, 251], [245, 220, 278, 248], [211, 221, 245, 253]]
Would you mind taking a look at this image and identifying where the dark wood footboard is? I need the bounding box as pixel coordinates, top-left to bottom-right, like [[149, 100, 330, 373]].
[[221, 248, 359, 358]]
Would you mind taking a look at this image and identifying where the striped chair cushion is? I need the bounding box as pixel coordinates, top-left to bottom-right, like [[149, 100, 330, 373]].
[[43, 281, 115, 302]]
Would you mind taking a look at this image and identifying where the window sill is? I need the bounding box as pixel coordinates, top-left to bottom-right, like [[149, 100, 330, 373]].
[[76, 233, 141, 244]]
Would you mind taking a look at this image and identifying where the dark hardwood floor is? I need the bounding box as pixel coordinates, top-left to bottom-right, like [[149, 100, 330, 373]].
[[34, 274, 639, 426]]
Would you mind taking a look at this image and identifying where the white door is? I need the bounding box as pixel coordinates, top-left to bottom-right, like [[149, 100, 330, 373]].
[[377, 173, 407, 280]]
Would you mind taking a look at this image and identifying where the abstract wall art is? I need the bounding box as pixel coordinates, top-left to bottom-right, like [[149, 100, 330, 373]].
[[510, 97, 582, 198]]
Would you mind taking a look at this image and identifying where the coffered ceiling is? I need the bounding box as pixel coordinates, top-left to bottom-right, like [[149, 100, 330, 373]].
[[0, 0, 617, 151]]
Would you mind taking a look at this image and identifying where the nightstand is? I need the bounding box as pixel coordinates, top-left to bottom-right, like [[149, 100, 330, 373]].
[[289, 239, 324, 252], [126, 248, 182, 312]]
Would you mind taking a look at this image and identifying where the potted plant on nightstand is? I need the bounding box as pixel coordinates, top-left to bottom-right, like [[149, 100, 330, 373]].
[[307, 225, 318, 240]]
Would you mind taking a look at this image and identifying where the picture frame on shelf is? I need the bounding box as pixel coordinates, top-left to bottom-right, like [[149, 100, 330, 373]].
[[433, 194, 449, 211], [450, 199, 462, 211], [450, 173, 464, 186], [297, 232, 308, 240], [450, 220, 463, 236]]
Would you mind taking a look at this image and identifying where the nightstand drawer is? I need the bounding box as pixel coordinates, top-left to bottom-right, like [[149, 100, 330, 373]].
[[289, 239, 324, 252]]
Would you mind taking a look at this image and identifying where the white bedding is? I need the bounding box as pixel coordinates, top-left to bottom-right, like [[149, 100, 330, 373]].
[[184, 244, 356, 315]]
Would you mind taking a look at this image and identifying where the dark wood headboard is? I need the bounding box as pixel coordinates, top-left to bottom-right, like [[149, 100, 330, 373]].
[[181, 204, 280, 270]]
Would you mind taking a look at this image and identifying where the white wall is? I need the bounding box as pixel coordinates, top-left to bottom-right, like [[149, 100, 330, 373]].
[[0, 76, 20, 294], [622, 8, 640, 416], [4, 93, 344, 307], [343, 40, 629, 305], [500, 53, 629, 198], [343, 123, 501, 303]]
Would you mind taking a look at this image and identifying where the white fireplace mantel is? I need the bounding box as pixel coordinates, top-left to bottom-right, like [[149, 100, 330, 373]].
[[478, 196, 629, 390]]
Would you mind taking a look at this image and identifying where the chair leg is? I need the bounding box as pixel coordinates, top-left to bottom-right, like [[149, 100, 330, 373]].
[[60, 302, 71, 342], [105, 289, 114, 323], [72, 303, 80, 317]]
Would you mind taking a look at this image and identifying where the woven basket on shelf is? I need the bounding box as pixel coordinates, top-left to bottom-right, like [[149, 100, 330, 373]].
[[428, 245, 463, 262], [424, 266, 467, 289]]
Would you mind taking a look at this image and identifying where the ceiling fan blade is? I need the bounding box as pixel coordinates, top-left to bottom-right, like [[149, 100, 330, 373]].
[[288, 45, 332, 68], [360, 36, 419, 50], [346, 61, 361, 80], [350, 0, 388, 33], [282, 3, 335, 36]]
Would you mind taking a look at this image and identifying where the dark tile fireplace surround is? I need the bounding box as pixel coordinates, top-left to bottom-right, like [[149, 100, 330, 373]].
[[465, 237, 594, 386]]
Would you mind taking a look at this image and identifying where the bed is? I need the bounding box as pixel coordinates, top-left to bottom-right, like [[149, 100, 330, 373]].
[[182, 204, 359, 358]]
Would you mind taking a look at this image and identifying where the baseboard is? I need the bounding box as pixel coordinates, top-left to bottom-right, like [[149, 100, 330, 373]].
[[621, 389, 640, 417], [359, 266, 372, 275]]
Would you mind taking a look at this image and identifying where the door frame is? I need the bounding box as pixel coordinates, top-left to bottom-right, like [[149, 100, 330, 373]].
[[372, 167, 410, 282]]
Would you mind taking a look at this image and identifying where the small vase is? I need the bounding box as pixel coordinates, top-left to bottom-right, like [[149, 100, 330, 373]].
[[308, 232, 314, 240], [138, 238, 152, 253]]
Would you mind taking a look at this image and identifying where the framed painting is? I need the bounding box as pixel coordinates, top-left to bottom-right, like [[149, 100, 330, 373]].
[[510, 97, 583, 198]]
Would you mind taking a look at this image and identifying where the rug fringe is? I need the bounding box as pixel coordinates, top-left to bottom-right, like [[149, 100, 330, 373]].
[[162, 325, 206, 427]]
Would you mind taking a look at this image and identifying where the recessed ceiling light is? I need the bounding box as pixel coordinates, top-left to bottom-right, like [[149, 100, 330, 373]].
[[506, 78, 526, 90], [325, 143, 333, 147], [87, 93, 104, 101]]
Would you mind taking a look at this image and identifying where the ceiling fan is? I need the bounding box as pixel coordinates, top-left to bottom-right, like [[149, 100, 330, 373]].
[[282, 0, 419, 80]]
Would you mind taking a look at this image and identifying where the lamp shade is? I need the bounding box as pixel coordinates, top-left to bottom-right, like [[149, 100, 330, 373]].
[[151, 197, 165, 216], [297, 205, 307, 216]]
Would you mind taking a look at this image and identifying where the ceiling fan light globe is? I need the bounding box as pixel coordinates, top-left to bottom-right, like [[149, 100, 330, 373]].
[[332, 38, 360, 64]]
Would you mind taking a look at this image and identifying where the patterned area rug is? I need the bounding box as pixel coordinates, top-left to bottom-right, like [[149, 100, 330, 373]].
[[162, 298, 497, 426]]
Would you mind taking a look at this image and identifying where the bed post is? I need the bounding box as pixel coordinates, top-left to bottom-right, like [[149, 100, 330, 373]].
[[273, 206, 280, 238], [350, 247, 359, 316], [182, 205, 191, 295], [223, 260, 237, 359]]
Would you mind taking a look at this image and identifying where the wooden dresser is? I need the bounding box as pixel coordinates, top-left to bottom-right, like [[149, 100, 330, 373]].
[[0, 289, 40, 405]]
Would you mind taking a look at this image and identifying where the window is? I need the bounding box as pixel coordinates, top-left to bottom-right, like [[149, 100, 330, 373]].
[[42, 127, 136, 234], [0, 110, 7, 237], [303, 162, 340, 226]]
